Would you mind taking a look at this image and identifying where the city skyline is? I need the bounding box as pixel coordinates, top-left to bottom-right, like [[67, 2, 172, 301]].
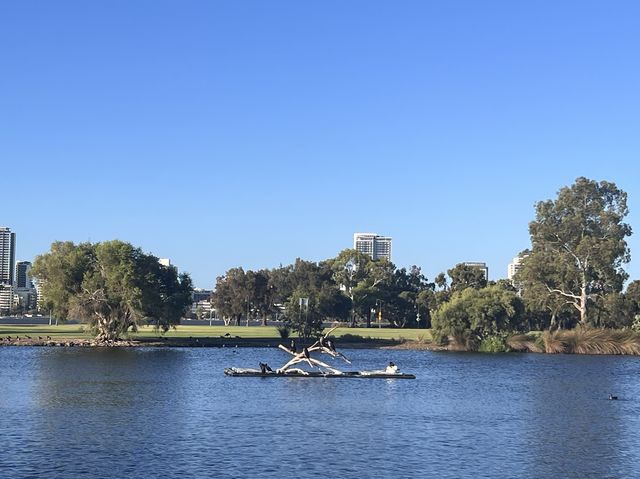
[[2, 2, 640, 288]]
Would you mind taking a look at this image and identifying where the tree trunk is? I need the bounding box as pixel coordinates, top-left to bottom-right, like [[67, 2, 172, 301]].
[[579, 284, 588, 325]]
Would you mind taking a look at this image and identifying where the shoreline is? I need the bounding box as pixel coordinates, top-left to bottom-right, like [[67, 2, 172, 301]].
[[0, 336, 412, 349], [2, 334, 638, 355]]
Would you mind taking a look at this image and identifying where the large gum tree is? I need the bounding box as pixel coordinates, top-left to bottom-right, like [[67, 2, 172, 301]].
[[32, 240, 193, 341], [519, 177, 632, 326]]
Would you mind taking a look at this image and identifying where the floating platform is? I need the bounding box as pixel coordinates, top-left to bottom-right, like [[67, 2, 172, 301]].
[[224, 367, 415, 379]]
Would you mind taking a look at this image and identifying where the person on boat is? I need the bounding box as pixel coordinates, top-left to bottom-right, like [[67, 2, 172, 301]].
[[385, 362, 399, 374]]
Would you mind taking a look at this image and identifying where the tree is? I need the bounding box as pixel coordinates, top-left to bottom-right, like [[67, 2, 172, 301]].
[[211, 267, 250, 326], [31, 240, 193, 341], [432, 285, 525, 349], [519, 177, 632, 326], [284, 290, 323, 340], [325, 249, 373, 326], [447, 263, 488, 292]]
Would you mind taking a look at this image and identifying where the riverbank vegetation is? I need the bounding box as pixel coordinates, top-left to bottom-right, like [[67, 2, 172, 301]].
[[30, 241, 193, 341], [26, 177, 640, 352]]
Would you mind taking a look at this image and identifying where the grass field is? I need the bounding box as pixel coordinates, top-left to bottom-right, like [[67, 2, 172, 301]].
[[0, 323, 431, 342]]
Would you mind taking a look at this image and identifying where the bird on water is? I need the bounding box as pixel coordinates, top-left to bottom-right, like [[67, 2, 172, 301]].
[[608, 394, 618, 400]]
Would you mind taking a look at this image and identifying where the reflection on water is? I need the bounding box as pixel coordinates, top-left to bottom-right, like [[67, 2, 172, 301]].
[[1, 347, 640, 478]]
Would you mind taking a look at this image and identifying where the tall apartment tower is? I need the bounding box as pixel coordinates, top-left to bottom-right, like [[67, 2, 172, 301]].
[[0, 227, 16, 286], [508, 252, 529, 282], [353, 233, 392, 261], [16, 261, 33, 288]]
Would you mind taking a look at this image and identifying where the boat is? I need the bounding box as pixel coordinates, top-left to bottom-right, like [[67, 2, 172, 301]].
[[224, 326, 415, 379]]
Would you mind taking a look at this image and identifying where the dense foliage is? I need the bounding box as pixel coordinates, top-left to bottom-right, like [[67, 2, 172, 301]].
[[31, 240, 193, 340], [517, 177, 632, 326], [208, 178, 638, 346], [431, 285, 525, 349]]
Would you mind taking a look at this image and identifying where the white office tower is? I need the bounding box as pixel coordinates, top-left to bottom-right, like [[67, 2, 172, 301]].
[[353, 233, 392, 261], [507, 253, 529, 282], [0, 227, 16, 286]]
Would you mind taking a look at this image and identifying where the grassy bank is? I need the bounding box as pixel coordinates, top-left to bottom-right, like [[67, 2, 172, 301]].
[[0, 323, 430, 345], [6, 323, 636, 355]]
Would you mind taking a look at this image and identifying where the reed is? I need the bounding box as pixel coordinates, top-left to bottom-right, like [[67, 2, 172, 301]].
[[506, 333, 543, 353], [542, 328, 640, 355]]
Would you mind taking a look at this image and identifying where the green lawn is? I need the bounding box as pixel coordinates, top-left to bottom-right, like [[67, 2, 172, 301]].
[[0, 323, 431, 342]]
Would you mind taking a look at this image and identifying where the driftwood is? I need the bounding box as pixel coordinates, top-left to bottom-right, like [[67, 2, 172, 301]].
[[225, 327, 415, 379], [276, 327, 351, 375]]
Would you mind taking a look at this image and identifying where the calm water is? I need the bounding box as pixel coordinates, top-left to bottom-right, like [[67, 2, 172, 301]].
[[1, 346, 640, 478]]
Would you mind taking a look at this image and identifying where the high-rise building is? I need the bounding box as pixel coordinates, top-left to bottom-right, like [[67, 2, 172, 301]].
[[0, 284, 14, 314], [462, 262, 489, 280], [353, 233, 392, 261], [0, 227, 16, 286], [508, 252, 529, 282], [16, 261, 33, 288]]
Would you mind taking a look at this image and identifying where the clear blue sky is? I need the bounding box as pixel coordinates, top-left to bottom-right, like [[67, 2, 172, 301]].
[[2, 1, 639, 288]]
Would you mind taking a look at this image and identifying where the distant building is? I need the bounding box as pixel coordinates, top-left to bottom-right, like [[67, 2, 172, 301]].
[[158, 258, 171, 267], [15, 287, 37, 311], [192, 288, 212, 303], [353, 233, 392, 261], [0, 284, 14, 314], [462, 262, 489, 280], [0, 227, 16, 286], [35, 279, 45, 311], [191, 288, 213, 317], [16, 261, 33, 288], [508, 252, 529, 282]]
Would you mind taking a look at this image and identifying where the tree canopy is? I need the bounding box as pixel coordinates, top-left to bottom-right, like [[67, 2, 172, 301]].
[[432, 285, 525, 348], [517, 177, 632, 325], [31, 240, 193, 340]]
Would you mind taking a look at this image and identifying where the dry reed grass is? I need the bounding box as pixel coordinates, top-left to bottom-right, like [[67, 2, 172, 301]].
[[506, 334, 543, 353], [542, 328, 640, 355]]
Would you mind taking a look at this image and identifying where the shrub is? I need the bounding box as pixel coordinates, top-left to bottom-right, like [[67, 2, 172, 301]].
[[478, 335, 509, 353], [431, 328, 449, 346], [276, 325, 291, 339]]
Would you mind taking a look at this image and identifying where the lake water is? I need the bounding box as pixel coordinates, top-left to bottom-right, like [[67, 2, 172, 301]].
[[1, 347, 640, 478]]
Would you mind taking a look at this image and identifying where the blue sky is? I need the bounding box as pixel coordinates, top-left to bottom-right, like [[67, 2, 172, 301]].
[[2, 1, 639, 288]]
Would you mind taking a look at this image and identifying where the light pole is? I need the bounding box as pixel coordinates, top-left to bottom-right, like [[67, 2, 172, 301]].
[[299, 297, 309, 336], [376, 299, 384, 329]]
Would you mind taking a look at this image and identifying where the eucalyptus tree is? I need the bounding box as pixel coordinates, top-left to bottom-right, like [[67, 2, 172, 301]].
[[518, 177, 631, 326], [324, 249, 373, 325], [432, 285, 525, 348], [252, 269, 275, 325], [31, 240, 192, 341], [211, 267, 250, 326], [447, 263, 488, 292]]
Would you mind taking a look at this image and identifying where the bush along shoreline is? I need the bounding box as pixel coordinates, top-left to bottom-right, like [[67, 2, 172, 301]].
[[424, 327, 640, 355]]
